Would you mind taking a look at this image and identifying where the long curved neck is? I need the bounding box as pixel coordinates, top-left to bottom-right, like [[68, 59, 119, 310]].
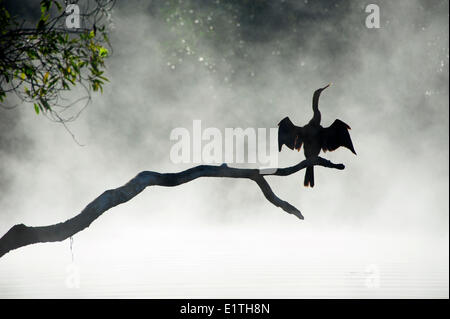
[[310, 92, 321, 125]]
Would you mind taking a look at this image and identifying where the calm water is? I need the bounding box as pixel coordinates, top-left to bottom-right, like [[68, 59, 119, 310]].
[[0, 229, 448, 298]]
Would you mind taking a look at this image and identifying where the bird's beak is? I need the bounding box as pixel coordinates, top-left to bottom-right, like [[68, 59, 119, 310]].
[[322, 83, 331, 90]]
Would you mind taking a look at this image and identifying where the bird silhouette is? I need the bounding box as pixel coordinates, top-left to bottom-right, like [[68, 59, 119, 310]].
[[278, 84, 356, 187]]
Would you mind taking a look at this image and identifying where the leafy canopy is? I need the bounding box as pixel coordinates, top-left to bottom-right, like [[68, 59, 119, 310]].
[[0, 0, 114, 122]]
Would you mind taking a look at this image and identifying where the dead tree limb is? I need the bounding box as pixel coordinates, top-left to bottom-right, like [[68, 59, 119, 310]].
[[0, 157, 344, 258]]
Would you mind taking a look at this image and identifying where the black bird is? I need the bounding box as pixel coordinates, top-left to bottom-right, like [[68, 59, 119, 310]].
[[278, 84, 356, 187]]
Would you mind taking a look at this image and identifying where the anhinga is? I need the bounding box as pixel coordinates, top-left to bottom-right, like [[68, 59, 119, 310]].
[[278, 84, 356, 187]]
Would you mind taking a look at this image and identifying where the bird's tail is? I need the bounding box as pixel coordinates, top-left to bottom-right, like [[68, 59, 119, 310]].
[[304, 166, 314, 187]]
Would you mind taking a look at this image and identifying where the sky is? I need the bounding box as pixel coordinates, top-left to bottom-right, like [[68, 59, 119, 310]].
[[0, 0, 448, 298]]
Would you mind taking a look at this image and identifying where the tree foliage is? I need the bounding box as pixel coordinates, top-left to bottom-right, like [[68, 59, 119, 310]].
[[0, 0, 114, 122]]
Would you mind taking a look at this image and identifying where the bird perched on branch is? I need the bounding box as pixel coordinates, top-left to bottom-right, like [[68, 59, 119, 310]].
[[278, 84, 356, 187]]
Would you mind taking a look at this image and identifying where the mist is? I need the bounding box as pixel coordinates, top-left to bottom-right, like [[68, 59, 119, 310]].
[[0, 0, 448, 298]]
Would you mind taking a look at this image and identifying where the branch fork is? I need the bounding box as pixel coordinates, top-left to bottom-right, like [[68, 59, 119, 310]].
[[0, 156, 344, 258]]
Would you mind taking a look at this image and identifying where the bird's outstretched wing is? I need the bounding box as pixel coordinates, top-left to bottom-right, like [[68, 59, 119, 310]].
[[278, 117, 303, 152], [321, 119, 356, 154]]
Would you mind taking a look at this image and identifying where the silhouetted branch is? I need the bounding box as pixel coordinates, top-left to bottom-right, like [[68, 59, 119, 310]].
[[0, 156, 344, 258]]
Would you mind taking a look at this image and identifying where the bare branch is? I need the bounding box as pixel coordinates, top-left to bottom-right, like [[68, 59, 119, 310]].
[[0, 156, 344, 258]]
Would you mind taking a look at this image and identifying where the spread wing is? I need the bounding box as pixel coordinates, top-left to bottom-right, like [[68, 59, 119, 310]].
[[278, 117, 303, 152], [321, 119, 356, 154]]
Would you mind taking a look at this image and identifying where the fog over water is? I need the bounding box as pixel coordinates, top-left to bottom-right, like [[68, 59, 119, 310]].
[[0, 0, 448, 298]]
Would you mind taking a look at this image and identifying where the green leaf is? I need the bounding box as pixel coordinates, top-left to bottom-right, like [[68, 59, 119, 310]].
[[37, 18, 47, 30], [98, 47, 108, 58], [40, 0, 51, 14], [53, 0, 62, 11], [34, 103, 40, 114], [3, 8, 10, 19], [43, 72, 49, 84], [62, 80, 69, 90], [26, 49, 38, 59], [40, 99, 50, 110], [98, 75, 109, 82], [48, 78, 58, 88]]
